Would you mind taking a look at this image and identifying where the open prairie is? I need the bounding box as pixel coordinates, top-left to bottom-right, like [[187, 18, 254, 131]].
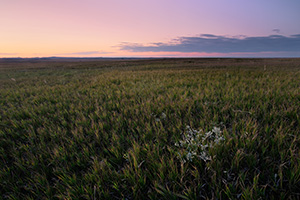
[[1, 58, 300, 199]]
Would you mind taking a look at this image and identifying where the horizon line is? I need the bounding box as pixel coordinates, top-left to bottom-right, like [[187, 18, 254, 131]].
[[1, 56, 300, 59]]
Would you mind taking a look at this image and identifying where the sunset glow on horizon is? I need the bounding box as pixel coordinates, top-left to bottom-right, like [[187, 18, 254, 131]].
[[1, 0, 300, 58]]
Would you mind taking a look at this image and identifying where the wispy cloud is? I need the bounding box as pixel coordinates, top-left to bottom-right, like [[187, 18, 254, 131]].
[[119, 34, 300, 54], [272, 29, 281, 34], [0, 53, 17, 55], [57, 51, 114, 55]]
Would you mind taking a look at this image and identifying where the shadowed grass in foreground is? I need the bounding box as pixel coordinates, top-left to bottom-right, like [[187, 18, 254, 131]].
[[0, 58, 300, 199]]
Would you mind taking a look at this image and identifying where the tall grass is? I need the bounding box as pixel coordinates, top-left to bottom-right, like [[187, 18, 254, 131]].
[[1, 58, 300, 199]]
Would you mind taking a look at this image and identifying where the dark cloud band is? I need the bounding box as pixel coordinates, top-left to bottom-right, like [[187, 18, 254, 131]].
[[120, 34, 300, 53]]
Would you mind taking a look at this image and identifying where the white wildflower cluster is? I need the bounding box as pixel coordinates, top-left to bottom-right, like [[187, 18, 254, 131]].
[[152, 112, 167, 122], [175, 126, 225, 163]]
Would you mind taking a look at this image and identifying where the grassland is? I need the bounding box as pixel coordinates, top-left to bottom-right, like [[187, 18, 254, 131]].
[[1, 58, 300, 199]]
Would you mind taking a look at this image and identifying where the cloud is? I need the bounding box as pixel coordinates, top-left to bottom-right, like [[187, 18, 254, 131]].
[[200, 34, 220, 38], [272, 29, 281, 34], [119, 34, 300, 54], [58, 51, 114, 55], [0, 53, 17, 55], [69, 51, 101, 55]]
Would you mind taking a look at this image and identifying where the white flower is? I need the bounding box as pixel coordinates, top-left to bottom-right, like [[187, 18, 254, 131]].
[[186, 152, 193, 161], [212, 127, 221, 134], [175, 125, 225, 163], [204, 131, 213, 140], [199, 151, 211, 162]]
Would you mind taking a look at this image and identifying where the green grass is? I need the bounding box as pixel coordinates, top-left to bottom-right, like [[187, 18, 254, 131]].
[[1, 58, 300, 199]]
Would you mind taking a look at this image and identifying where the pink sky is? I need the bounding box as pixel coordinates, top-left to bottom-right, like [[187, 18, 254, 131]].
[[1, 0, 300, 57]]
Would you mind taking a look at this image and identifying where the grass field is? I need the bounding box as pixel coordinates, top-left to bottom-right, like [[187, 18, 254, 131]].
[[1, 58, 300, 199]]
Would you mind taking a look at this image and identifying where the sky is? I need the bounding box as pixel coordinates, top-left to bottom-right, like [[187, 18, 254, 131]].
[[1, 0, 300, 58]]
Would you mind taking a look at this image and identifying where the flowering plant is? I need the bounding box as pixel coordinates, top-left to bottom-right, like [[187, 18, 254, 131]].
[[175, 126, 225, 163]]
